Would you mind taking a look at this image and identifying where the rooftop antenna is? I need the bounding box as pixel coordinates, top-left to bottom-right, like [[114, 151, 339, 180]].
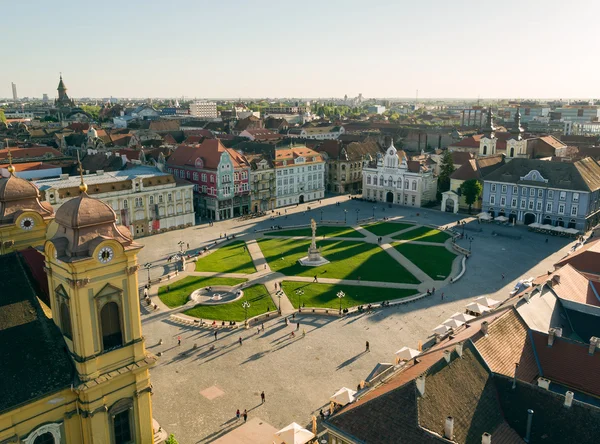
[[76, 151, 88, 193]]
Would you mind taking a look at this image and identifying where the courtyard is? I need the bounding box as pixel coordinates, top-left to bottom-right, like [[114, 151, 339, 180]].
[[137, 195, 573, 443]]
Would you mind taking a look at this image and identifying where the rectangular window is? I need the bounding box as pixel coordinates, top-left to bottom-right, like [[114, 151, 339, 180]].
[[168, 193, 172, 202], [548, 190, 554, 199], [201, 173, 206, 182], [529, 188, 535, 197], [560, 191, 566, 200], [520, 199, 526, 209], [491, 184, 497, 192], [113, 410, 132, 443], [490, 195, 496, 205], [536, 201, 542, 211], [573, 192, 579, 202], [210, 175, 214, 183], [511, 198, 517, 207], [412, 181, 417, 191], [513, 186, 518, 194], [546, 202, 552, 212], [500, 196, 506, 206], [522, 187, 527, 195], [559, 204, 565, 214], [538, 189, 543, 198], [412, 195, 416, 204], [528, 200, 534, 210], [193, 172, 199, 181], [571, 205, 578, 216], [501, 185, 507, 194]]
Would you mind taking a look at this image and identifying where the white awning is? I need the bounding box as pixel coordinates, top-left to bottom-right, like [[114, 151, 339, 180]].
[[433, 324, 451, 335], [274, 423, 315, 444], [451, 312, 476, 323], [529, 222, 541, 228], [553, 225, 566, 232], [541, 224, 554, 230], [443, 318, 465, 328], [395, 346, 420, 361], [565, 228, 579, 234], [330, 387, 356, 406], [474, 296, 500, 308], [478, 212, 491, 220], [495, 215, 508, 222], [465, 302, 491, 314]]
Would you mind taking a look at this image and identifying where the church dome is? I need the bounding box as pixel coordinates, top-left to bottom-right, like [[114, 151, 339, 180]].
[[0, 174, 41, 202], [55, 193, 115, 229]]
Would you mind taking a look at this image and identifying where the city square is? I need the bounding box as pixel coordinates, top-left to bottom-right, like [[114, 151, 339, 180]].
[[137, 196, 573, 443]]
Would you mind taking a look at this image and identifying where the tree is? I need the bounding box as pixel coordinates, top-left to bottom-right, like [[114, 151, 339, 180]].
[[165, 434, 179, 444], [460, 179, 483, 214], [81, 105, 100, 120], [437, 150, 455, 195], [0, 109, 6, 123]]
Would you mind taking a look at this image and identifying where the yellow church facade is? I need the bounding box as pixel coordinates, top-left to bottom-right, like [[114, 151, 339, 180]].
[[0, 160, 159, 443]]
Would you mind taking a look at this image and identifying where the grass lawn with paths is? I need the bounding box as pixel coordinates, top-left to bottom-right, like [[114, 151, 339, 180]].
[[393, 243, 457, 280], [195, 240, 256, 274], [158, 276, 247, 309], [362, 221, 415, 236], [183, 284, 274, 321], [258, 238, 419, 284], [281, 281, 418, 309], [266, 225, 365, 238], [392, 226, 451, 243]]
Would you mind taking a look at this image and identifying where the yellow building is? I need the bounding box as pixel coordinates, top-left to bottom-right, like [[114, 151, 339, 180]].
[[0, 162, 160, 443]]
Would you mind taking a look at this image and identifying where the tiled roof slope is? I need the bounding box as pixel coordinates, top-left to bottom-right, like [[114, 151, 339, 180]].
[[0, 253, 74, 414], [554, 238, 600, 276], [473, 311, 539, 382], [547, 264, 600, 307]]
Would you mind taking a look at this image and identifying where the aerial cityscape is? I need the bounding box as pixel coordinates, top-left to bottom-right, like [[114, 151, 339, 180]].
[[2, 2, 600, 444]]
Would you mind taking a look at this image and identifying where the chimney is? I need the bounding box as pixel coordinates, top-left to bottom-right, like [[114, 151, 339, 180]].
[[548, 328, 556, 346], [564, 391, 574, 408], [589, 337, 599, 355], [455, 342, 464, 357], [443, 350, 452, 363], [554, 327, 563, 338], [444, 416, 454, 440], [481, 321, 489, 336], [524, 409, 534, 443], [416, 375, 426, 396], [537, 377, 550, 390], [482, 432, 492, 444]]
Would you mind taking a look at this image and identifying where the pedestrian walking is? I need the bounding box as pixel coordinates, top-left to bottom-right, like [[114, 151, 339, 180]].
[[365, 341, 370, 352], [243, 410, 247, 422], [313, 275, 318, 283], [214, 331, 218, 341], [296, 322, 300, 330], [178, 336, 181, 346], [320, 409, 325, 421], [285, 317, 289, 326], [292, 313, 295, 320], [501, 273, 505, 280], [236, 409, 240, 420], [239, 337, 243, 346], [261, 323, 265, 331], [441, 292, 444, 301], [261, 391, 265, 403], [357, 276, 361, 284], [545, 238, 549, 243], [187, 243, 189, 250], [432, 287, 435, 294], [257, 327, 260, 334]]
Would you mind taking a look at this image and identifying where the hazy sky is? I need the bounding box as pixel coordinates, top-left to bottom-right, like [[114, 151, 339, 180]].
[[2, 0, 598, 99]]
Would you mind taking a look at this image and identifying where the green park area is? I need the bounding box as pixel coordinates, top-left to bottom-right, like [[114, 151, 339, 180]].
[[393, 243, 457, 280], [258, 238, 419, 284], [195, 240, 256, 274], [158, 276, 247, 309], [266, 225, 365, 238], [362, 221, 415, 236], [281, 281, 418, 309], [183, 284, 273, 322], [392, 226, 451, 243]]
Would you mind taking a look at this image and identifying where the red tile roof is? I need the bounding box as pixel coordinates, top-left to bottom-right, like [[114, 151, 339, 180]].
[[167, 140, 249, 170], [274, 146, 323, 167], [0, 147, 63, 162], [1, 162, 58, 172], [555, 239, 600, 276], [546, 264, 600, 307]]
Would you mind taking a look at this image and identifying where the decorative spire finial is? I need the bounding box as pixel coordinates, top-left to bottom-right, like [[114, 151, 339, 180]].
[[6, 140, 15, 175], [77, 151, 88, 193]]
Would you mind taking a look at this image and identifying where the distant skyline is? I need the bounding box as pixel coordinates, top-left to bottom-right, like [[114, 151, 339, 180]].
[[3, 0, 599, 100]]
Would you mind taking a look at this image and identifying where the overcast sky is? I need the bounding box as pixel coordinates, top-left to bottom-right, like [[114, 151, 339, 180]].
[[2, 0, 598, 99]]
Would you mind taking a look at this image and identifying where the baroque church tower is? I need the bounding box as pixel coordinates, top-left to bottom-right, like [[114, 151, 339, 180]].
[[42, 163, 155, 443], [479, 107, 498, 157]]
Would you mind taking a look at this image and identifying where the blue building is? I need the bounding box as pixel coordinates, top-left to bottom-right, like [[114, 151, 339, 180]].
[[481, 158, 600, 231]]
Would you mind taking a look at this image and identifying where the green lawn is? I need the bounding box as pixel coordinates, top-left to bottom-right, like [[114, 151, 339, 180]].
[[158, 276, 247, 309], [266, 225, 365, 238], [195, 240, 256, 274], [258, 238, 419, 284], [391, 226, 451, 243], [281, 281, 418, 309], [183, 284, 274, 321], [362, 221, 415, 236], [393, 243, 457, 280]]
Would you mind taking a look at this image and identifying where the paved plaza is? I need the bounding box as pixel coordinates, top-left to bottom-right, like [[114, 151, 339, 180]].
[[137, 196, 574, 443]]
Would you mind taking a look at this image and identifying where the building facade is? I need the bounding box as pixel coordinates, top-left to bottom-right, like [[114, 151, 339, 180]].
[[362, 142, 437, 207], [35, 166, 195, 238], [481, 158, 600, 230], [274, 146, 325, 207], [288, 125, 344, 140], [166, 140, 251, 220], [189, 101, 218, 119], [248, 155, 276, 212]]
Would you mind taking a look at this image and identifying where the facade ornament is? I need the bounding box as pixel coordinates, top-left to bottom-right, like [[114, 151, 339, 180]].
[[66, 277, 91, 288], [127, 265, 140, 275]]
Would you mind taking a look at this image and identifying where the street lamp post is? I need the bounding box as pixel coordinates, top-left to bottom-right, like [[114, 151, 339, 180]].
[[242, 301, 251, 328], [344, 209, 347, 223], [144, 263, 152, 284], [178, 241, 185, 254], [320, 209, 323, 222], [295, 289, 304, 311], [356, 209, 360, 222], [337, 290, 345, 315], [276, 290, 283, 314]]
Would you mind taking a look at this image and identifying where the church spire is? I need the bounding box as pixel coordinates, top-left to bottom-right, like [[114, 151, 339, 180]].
[[482, 106, 496, 139], [512, 107, 524, 141]]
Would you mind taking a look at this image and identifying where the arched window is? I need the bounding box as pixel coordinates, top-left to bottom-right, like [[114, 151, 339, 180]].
[[510, 147, 515, 157], [483, 145, 488, 155], [405, 180, 409, 189], [109, 399, 134, 444], [366, 176, 371, 185], [33, 432, 55, 444], [60, 302, 72, 340], [373, 176, 378, 185], [149, 195, 154, 205], [388, 176, 393, 186], [412, 181, 417, 191], [100, 302, 122, 350], [379, 176, 384, 186]]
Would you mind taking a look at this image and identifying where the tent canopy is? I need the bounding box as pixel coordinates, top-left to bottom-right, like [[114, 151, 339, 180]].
[[495, 215, 508, 222], [395, 346, 420, 360], [474, 296, 500, 307], [565, 227, 579, 234], [477, 212, 491, 219], [274, 422, 315, 444], [443, 318, 464, 328], [465, 302, 491, 314], [529, 222, 541, 228], [433, 324, 451, 335], [330, 387, 356, 406], [451, 312, 476, 323]]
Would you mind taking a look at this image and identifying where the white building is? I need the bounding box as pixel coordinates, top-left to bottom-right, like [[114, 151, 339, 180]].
[[35, 166, 195, 238], [288, 125, 344, 140], [189, 101, 218, 119], [362, 141, 437, 207], [553, 106, 600, 123], [367, 105, 386, 115], [274, 146, 325, 207]]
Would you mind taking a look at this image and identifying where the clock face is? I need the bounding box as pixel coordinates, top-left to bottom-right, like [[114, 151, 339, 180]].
[[98, 247, 114, 264], [20, 217, 35, 231]]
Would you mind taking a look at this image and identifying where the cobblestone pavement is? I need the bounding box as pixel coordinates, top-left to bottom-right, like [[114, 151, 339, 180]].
[[139, 196, 574, 443]]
